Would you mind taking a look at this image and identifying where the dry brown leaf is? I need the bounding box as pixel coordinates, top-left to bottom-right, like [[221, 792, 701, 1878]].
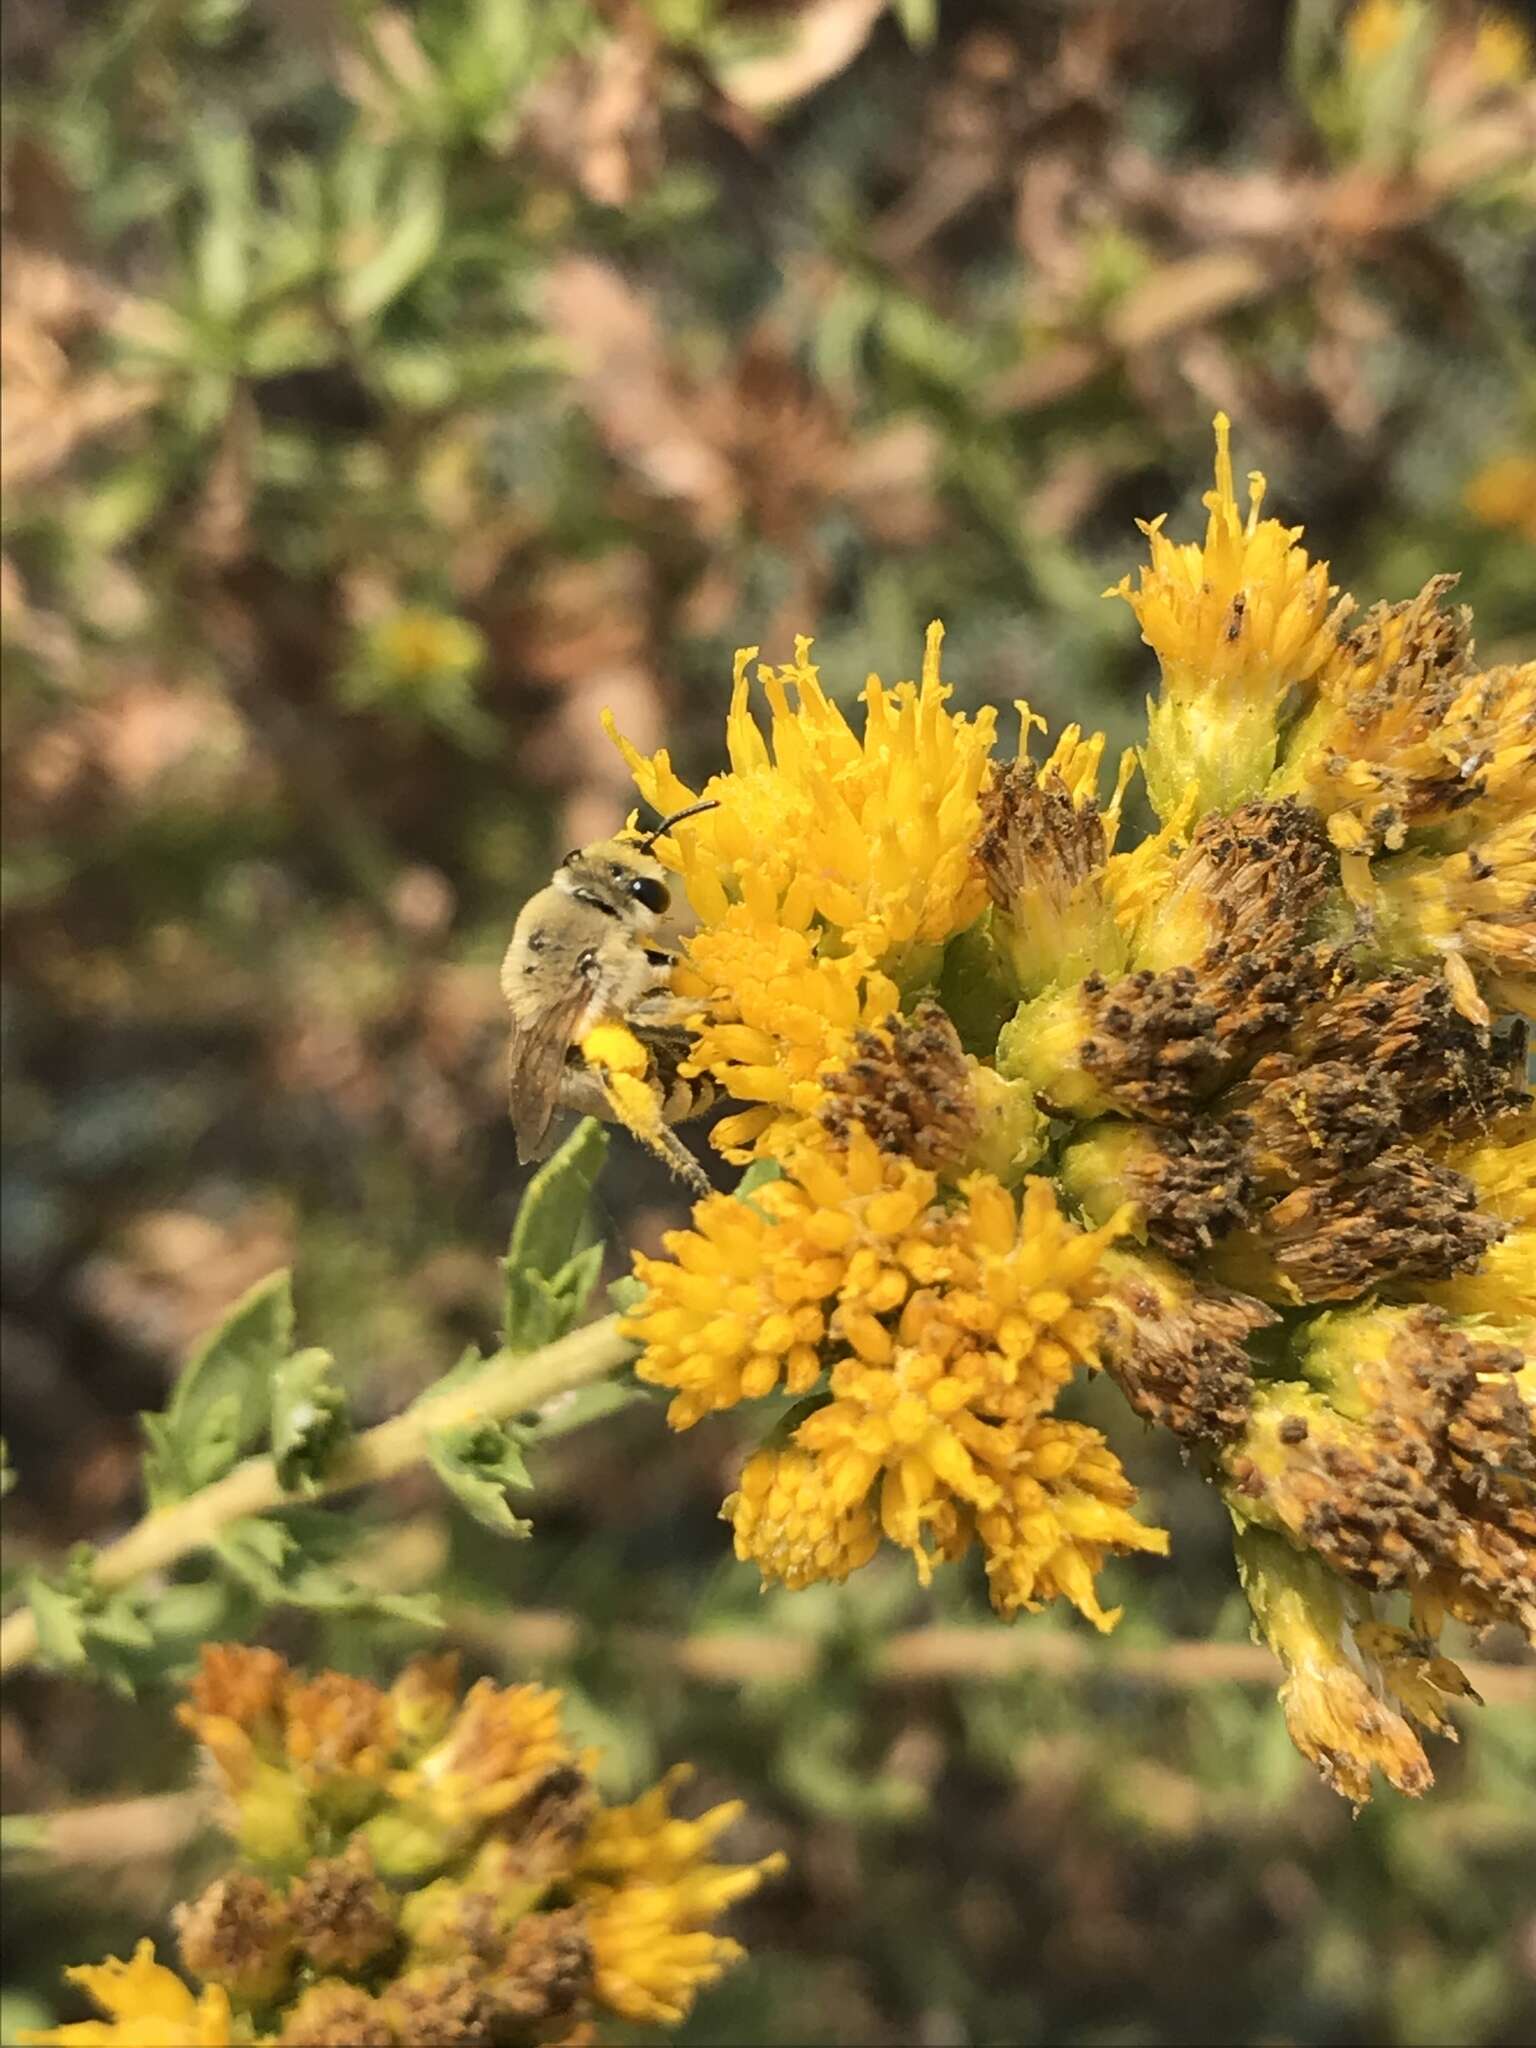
[[541, 256, 738, 532]]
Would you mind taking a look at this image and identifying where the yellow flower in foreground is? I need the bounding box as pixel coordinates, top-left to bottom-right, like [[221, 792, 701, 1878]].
[[1109, 414, 1349, 819], [40, 1656, 782, 2043], [20, 1944, 232, 2048], [606, 622, 994, 975], [674, 925, 899, 1163], [1235, 1526, 1473, 1806], [628, 1127, 1162, 1620], [577, 1769, 786, 2028]]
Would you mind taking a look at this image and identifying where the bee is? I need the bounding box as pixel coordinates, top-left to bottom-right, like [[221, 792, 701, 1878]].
[[501, 801, 720, 1196]]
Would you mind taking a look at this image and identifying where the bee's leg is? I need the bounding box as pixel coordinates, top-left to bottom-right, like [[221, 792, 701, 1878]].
[[577, 1021, 712, 1198], [601, 1068, 713, 1198]]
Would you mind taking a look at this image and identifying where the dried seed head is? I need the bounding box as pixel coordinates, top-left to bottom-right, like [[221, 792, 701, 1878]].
[[174, 1872, 295, 2007], [1097, 1249, 1271, 1446], [378, 1959, 499, 2047], [1275, 575, 1481, 851], [1225, 1057, 1401, 1187], [277, 1979, 395, 2047], [976, 758, 1109, 911], [1290, 968, 1528, 1133], [288, 1854, 399, 1975], [491, 1905, 593, 2027], [818, 1001, 979, 1172], [1231, 1305, 1535, 1638], [1061, 1120, 1253, 1261], [1076, 966, 1227, 1120], [489, 1762, 599, 1885], [1135, 799, 1334, 976], [1215, 1146, 1507, 1304], [1227, 1384, 1446, 1591]]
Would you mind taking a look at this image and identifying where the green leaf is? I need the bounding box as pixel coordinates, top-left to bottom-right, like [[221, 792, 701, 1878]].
[[521, 1376, 651, 1443], [507, 1117, 609, 1283], [216, 1515, 440, 1627], [335, 156, 445, 324], [0, 1438, 14, 1499], [426, 1422, 535, 1537], [271, 1347, 352, 1494], [503, 1120, 608, 1350], [23, 1573, 89, 1672], [143, 1269, 294, 1504], [607, 1273, 645, 1314]]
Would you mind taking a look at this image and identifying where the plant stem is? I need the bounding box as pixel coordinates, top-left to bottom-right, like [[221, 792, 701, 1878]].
[[0, 1315, 634, 1680]]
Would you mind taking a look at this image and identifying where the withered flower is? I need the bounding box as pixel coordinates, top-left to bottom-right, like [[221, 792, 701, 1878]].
[[1212, 1146, 1506, 1304], [1096, 1249, 1270, 1446], [818, 1001, 980, 1172], [1060, 1119, 1253, 1261]]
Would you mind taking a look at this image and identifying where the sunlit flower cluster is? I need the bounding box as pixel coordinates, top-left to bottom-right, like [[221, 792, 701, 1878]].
[[610, 413, 1534, 1805], [25, 1650, 781, 2046]]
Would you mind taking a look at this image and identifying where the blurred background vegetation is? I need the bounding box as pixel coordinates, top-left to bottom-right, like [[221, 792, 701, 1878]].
[[2, 0, 1535, 2040]]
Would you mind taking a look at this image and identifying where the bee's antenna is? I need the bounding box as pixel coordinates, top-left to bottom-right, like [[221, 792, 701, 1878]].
[[639, 798, 719, 851]]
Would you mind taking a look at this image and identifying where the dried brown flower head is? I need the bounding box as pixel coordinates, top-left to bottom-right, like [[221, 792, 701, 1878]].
[[818, 1000, 978, 1171]]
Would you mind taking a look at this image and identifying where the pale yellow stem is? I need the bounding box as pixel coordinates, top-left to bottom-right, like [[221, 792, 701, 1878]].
[[0, 1316, 633, 1680]]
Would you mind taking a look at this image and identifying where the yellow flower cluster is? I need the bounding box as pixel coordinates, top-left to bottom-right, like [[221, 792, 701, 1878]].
[[26, 1650, 781, 2046], [607, 625, 996, 1159], [627, 1130, 1165, 1628], [1108, 412, 1348, 819], [604, 413, 1533, 1804]]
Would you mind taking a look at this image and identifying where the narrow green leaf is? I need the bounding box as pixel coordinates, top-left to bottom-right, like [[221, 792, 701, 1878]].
[[506, 1119, 608, 1298], [426, 1422, 535, 1537], [23, 1575, 89, 1672], [217, 1517, 440, 1627], [144, 1270, 294, 1504], [521, 1377, 651, 1443], [335, 157, 445, 323], [271, 1347, 352, 1494], [0, 1438, 14, 1499]]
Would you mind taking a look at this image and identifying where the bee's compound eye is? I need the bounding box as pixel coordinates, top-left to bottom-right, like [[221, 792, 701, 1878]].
[[630, 875, 671, 914]]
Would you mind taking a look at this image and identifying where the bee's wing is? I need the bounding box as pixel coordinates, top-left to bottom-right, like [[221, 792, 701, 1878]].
[[506, 981, 593, 1164]]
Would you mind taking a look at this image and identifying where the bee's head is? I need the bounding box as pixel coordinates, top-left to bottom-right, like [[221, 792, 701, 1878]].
[[556, 838, 672, 918], [555, 802, 717, 922]]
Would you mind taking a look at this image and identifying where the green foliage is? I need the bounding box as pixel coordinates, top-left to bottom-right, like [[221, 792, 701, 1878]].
[[215, 1513, 439, 1628], [142, 1271, 295, 1505], [4, 0, 1534, 2039], [269, 1349, 353, 1496], [425, 1423, 535, 1538], [502, 1120, 610, 1352]]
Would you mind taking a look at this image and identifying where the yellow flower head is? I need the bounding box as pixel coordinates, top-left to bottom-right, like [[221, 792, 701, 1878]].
[[608, 624, 995, 970], [1234, 1525, 1467, 1805], [1108, 415, 1350, 819], [395, 1679, 572, 1832], [726, 1445, 882, 1589], [673, 923, 899, 1163], [634, 1128, 1159, 1617], [606, 626, 997, 1157], [577, 1767, 786, 2028], [20, 1943, 232, 2048]]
